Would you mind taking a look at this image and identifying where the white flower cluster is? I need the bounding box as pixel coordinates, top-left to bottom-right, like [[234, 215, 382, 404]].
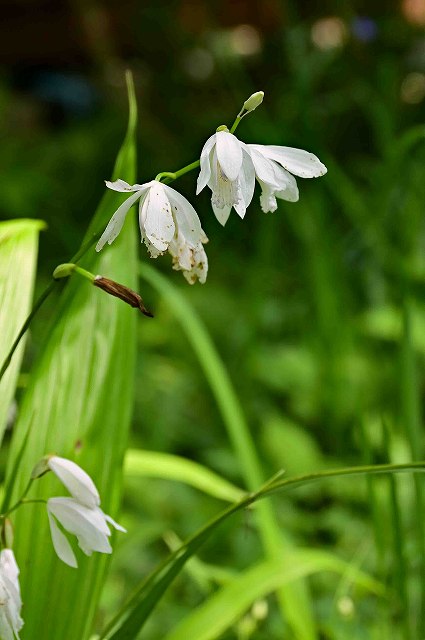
[[96, 92, 327, 285]]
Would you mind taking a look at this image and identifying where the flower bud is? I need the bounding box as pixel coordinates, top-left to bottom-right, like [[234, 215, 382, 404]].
[[93, 276, 154, 317], [241, 91, 264, 115]]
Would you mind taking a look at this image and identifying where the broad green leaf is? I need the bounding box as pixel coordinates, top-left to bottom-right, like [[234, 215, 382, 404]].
[[124, 449, 245, 502], [99, 461, 422, 640], [165, 552, 383, 640], [0, 219, 44, 441], [5, 75, 138, 640]]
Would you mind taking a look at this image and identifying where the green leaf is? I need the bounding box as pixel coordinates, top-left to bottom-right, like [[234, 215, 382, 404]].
[[0, 219, 44, 443], [124, 449, 245, 502], [164, 552, 384, 640], [99, 461, 422, 640], [5, 74, 138, 640]]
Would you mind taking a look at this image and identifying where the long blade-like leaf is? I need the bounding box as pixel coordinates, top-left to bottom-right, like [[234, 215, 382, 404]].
[[5, 74, 138, 640], [99, 462, 424, 640], [124, 449, 245, 502], [0, 219, 44, 441]]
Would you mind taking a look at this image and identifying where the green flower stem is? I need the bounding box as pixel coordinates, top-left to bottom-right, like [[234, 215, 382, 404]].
[[158, 160, 201, 185], [0, 280, 59, 381], [230, 116, 242, 134], [0, 478, 35, 518], [0, 233, 100, 382], [74, 265, 95, 282]]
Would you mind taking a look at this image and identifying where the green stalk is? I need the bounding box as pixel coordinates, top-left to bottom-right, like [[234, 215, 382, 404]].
[[401, 295, 425, 637], [140, 262, 315, 639], [382, 420, 410, 638]]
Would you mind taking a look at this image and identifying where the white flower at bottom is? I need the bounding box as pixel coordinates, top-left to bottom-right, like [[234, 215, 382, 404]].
[[0, 549, 23, 640], [169, 230, 209, 284], [47, 497, 126, 569], [247, 144, 327, 212]]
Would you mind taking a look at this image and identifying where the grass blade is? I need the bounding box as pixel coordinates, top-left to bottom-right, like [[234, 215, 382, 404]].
[[0, 219, 44, 441], [99, 462, 423, 640], [124, 449, 245, 502]]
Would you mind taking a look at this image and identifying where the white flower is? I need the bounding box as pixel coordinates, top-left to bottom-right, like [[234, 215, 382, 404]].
[[45, 457, 126, 568], [0, 549, 23, 640], [197, 130, 327, 223], [169, 230, 208, 284], [47, 497, 126, 569], [196, 129, 256, 226], [47, 456, 99, 509], [246, 144, 327, 213], [96, 179, 203, 259]]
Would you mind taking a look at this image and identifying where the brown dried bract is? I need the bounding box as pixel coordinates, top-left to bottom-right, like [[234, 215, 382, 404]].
[[94, 276, 154, 317]]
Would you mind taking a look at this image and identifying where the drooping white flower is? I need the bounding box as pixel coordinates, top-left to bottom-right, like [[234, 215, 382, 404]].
[[169, 230, 209, 284], [47, 456, 99, 509], [47, 497, 126, 569], [196, 129, 256, 226], [246, 144, 327, 213], [43, 457, 126, 568], [96, 179, 203, 259], [0, 549, 23, 640]]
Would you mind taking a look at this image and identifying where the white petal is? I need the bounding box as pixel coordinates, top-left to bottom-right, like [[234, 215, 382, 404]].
[[47, 511, 78, 568], [251, 144, 327, 178], [258, 181, 278, 212], [105, 179, 144, 192], [275, 171, 299, 202], [0, 550, 19, 585], [0, 602, 14, 640], [248, 147, 282, 187], [196, 135, 216, 194], [103, 512, 127, 533], [48, 457, 100, 509], [0, 550, 23, 636], [140, 183, 175, 252], [96, 190, 142, 251], [165, 185, 202, 246], [237, 149, 256, 214], [215, 131, 243, 181], [212, 202, 232, 226]]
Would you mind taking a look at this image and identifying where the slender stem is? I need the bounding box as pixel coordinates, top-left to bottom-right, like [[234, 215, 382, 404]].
[[0, 232, 101, 382], [0, 281, 58, 380], [0, 478, 34, 518], [159, 160, 200, 185], [74, 265, 95, 282], [230, 116, 242, 134]]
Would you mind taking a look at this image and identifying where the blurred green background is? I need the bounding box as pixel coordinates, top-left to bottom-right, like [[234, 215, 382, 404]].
[[3, 0, 425, 638]]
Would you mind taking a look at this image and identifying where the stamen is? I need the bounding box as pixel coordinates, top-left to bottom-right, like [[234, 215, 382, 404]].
[[212, 162, 241, 208]]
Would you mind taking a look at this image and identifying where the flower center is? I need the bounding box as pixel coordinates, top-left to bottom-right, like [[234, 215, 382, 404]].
[[211, 163, 241, 209]]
